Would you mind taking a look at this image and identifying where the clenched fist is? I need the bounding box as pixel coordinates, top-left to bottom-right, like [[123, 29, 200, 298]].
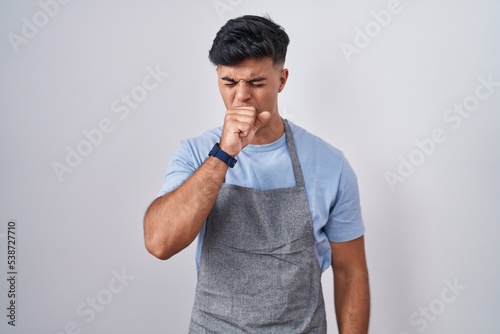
[[219, 106, 271, 157]]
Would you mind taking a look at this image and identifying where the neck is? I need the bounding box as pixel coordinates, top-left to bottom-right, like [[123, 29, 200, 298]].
[[251, 111, 285, 145]]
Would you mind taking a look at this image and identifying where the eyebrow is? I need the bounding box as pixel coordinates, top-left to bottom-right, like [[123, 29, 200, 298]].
[[221, 76, 267, 84]]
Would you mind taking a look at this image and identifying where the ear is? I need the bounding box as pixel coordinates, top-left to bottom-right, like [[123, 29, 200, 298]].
[[278, 68, 289, 93]]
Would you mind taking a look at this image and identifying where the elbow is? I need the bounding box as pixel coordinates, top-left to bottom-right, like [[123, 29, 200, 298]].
[[144, 230, 175, 260], [143, 211, 175, 260], [150, 251, 172, 261], [145, 240, 173, 260], [144, 231, 176, 260], [143, 203, 188, 260]]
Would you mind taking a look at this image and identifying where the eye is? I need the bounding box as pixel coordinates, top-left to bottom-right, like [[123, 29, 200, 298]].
[[248, 82, 266, 88], [222, 81, 265, 88]]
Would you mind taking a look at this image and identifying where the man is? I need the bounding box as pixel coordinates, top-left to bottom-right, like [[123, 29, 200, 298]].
[[144, 15, 370, 333]]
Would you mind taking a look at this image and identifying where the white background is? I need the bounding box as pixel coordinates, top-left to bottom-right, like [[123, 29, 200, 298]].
[[1, 0, 499, 333]]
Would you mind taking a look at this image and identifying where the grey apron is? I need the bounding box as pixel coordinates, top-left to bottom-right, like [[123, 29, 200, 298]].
[[189, 120, 327, 333]]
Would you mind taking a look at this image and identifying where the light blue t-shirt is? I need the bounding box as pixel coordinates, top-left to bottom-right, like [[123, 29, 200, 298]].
[[158, 121, 365, 272]]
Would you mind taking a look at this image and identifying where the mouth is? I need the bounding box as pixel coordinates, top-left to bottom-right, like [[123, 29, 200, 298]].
[[233, 104, 258, 112], [234, 103, 254, 108]]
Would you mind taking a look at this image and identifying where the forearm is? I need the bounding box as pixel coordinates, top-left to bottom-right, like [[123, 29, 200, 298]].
[[143, 156, 228, 259], [334, 267, 370, 334]]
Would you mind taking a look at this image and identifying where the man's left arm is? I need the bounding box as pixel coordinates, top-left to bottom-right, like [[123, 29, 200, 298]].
[[330, 235, 370, 334]]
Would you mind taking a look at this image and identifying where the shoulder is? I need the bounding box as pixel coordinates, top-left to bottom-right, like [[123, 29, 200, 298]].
[[158, 127, 222, 196], [181, 127, 222, 152], [176, 127, 223, 166], [287, 120, 360, 196], [287, 121, 346, 169]]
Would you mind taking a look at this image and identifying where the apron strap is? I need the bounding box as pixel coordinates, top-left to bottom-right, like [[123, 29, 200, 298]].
[[283, 119, 306, 188]]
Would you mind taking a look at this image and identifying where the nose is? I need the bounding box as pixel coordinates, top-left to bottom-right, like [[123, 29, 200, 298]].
[[234, 80, 251, 105]]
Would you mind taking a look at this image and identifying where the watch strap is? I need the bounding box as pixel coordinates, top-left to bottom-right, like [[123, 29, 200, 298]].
[[209, 143, 237, 168]]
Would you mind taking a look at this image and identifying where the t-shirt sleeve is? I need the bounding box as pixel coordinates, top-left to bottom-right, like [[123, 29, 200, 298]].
[[157, 139, 199, 197], [323, 156, 365, 242]]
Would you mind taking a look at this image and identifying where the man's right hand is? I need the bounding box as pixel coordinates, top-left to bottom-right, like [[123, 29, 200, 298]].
[[219, 106, 271, 157]]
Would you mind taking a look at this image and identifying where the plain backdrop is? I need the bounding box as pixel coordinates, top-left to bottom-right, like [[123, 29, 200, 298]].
[[1, 0, 499, 333]]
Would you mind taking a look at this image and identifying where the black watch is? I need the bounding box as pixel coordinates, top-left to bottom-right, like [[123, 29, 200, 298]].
[[208, 143, 237, 168]]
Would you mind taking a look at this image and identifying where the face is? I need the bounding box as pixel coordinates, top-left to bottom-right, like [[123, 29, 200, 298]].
[[216, 58, 289, 116]]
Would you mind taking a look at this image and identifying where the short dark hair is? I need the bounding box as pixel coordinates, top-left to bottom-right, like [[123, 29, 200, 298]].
[[208, 15, 290, 66]]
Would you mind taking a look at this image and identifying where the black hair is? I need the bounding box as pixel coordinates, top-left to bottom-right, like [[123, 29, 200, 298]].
[[208, 15, 290, 66]]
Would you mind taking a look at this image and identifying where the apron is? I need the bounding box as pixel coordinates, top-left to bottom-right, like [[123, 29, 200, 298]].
[[189, 120, 327, 333]]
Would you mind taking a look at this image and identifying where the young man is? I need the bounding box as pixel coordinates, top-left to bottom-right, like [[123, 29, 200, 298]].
[[144, 15, 370, 333]]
